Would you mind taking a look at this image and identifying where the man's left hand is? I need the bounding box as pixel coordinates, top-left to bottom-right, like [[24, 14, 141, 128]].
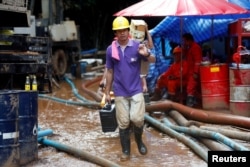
[[138, 44, 150, 57]]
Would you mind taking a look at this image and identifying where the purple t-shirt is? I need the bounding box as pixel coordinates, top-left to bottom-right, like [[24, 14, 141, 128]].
[[106, 39, 145, 97]]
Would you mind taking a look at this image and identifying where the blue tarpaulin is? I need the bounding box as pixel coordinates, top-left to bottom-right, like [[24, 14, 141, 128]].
[[146, 0, 250, 93], [150, 14, 250, 44]]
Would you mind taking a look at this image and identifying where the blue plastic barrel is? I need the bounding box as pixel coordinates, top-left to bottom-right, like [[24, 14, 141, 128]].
[[0, 90, 20, 167], [18, 91, 38, 165]]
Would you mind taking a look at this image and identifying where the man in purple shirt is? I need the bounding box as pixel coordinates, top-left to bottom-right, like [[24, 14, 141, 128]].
[[105, 16, 155, 161]]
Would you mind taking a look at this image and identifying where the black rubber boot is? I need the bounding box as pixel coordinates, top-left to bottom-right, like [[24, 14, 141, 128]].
[[119, 128, 130, 161], [134, 126, 147, 155]]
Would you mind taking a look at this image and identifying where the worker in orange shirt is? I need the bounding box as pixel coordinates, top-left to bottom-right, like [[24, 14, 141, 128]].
[[182, 33, 202, 107], [150, 46, 188, 102]]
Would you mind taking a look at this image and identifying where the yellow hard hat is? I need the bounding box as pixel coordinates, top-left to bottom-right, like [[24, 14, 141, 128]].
[[112, 16, 130, 30], [173, 46, 182, 54]]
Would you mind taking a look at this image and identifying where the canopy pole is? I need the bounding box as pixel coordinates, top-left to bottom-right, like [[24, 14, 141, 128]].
[[210, 16, 214, 62], [180, 17, 183, 97]]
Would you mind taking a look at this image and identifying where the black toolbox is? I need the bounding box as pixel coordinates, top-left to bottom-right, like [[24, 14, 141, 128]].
[[99, 103, 118, 132]]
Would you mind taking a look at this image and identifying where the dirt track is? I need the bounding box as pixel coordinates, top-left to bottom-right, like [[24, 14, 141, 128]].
[[23, 76, 249, 167]]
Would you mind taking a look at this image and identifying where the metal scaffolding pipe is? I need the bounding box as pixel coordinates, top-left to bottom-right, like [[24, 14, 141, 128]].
[[162, 118, 249, 151], [146, 101, 250, 129], [144, 114, 208, 162], [38, 138, 121, 167]]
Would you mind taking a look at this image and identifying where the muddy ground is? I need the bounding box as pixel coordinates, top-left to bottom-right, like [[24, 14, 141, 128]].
[[22, 75, 250, 167]]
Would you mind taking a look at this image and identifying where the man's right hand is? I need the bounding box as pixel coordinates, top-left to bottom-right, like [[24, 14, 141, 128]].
[[105, 93, 112, 104], [99, 83, 105, 89], [99, 79, 106, 90]]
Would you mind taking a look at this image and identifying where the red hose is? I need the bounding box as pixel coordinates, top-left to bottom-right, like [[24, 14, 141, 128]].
[[146, 100, 250, 129], [81, 76, 103, 102]]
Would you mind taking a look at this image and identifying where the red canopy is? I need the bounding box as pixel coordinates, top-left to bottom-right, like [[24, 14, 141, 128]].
[[114, 0, 248, 16]]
